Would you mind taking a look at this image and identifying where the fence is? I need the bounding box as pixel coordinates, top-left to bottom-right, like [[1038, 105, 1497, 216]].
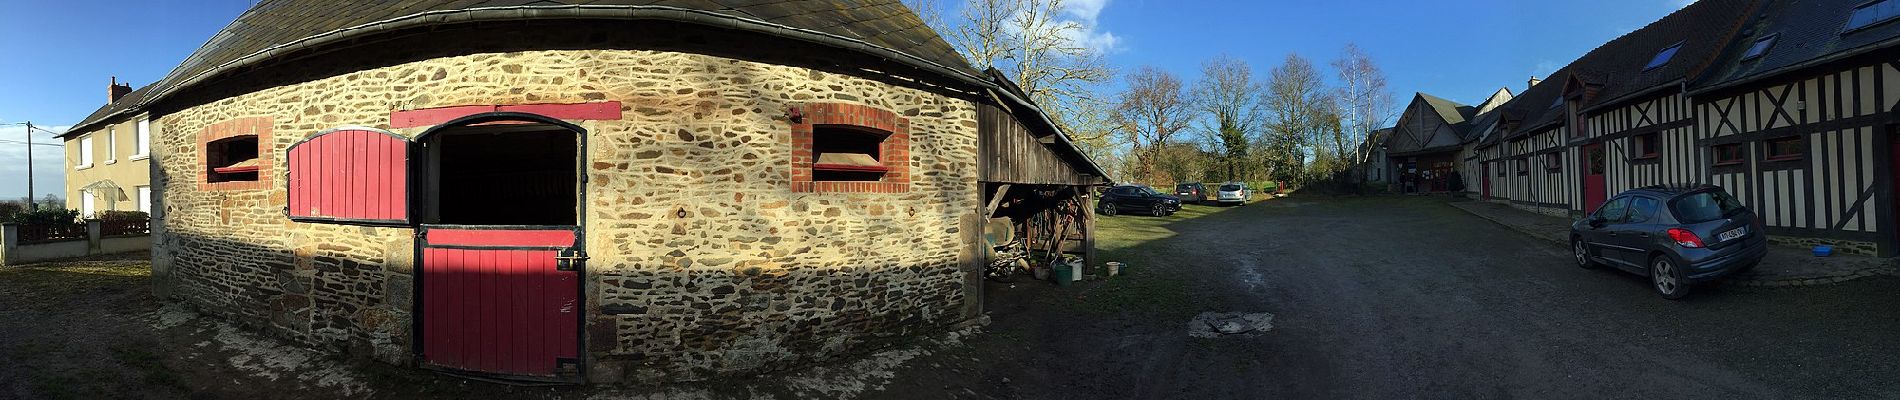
[[16, 223, 88, 244], [100, 219, 150, 237], [1, 219, 152, 266]]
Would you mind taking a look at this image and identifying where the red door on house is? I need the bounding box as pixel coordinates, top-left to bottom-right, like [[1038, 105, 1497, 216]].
[[1582, 143, 1607, 213], [1481, 163, 1492, 199]]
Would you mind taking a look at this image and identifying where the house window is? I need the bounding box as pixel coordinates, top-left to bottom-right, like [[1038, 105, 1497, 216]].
[[790, 103, 911, 193], [1713, 143, 1745, 166], [1765, 136, 1805, 161], [1517, 158, 1529, 175], [133, 119, 150, 158], [77, 136, 94, 167], [206, 135, 260, 183], [1741, 34, 1778, 61], [811, 125, 892, 182], [1848, 0, 1900, 32], [1495, 162, 1505, 177], [1544, 153, 1562, 172], [1645, 42, 1682, 71], [105, 125, 117, 163], [1633, 133, 1660, 159], [135, 186, 151, 213]]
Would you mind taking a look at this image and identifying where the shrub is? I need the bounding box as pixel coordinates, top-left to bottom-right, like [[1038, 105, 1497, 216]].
[[97, 211, 150, 221], [6, 208, 81, 225], [0, 202, 21, 222]]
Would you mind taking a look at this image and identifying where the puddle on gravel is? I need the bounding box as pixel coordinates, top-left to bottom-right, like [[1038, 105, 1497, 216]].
[[1187, 312, 1275, 338]]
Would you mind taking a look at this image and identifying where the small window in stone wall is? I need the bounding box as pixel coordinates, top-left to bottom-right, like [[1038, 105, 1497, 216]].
[[198, 116, 275, 191], [790, 103, 911, 193], [207, 135, 261, 182], [811, 125, 891, 181]]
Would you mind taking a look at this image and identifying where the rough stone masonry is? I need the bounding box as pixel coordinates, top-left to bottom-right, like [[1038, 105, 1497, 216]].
[[150, 48, 982, 383]]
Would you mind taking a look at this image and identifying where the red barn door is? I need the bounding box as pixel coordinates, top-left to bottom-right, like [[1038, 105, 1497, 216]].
[[419, 226, 581, 380], [1582, 143, 1608, 214]]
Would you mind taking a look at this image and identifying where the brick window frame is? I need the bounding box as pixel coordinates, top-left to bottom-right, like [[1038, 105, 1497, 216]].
[[198, 117, 275, 191], [789, 103, 911, 193]]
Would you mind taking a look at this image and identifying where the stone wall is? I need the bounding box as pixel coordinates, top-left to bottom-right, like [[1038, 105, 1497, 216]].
[[152, 48, 979, 382]]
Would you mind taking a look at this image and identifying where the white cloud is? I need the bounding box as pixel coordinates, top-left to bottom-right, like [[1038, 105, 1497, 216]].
[[1058, 0, 1122, 53], [0, 124, 71, 201]]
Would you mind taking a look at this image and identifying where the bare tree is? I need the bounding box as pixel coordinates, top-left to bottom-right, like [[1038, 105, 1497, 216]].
[[1261, 53, 1329, 182], [1191, 55, 1265, 182], [1331, 43, 1395, 167], [931, 0, 1116, 155], [1112, 66, 1194, 184], [902, 0, 945, 31]]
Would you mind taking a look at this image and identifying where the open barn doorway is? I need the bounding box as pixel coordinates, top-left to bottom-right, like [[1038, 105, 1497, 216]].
[[413, 113, 586, 382]]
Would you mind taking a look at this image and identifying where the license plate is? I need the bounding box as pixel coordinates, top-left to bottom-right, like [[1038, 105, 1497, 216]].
[[1719, 227, 1747, 242]]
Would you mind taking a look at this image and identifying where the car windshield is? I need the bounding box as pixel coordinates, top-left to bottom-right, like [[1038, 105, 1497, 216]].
[[1176, 184, 1195, 191], [1670, 189, 1746, 223], [1136, 186, 1165, 196], [1219, 184, 1242, 191]]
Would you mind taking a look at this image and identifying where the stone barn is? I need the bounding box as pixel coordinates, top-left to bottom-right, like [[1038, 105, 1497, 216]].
[[87, 0, 1108, 383]]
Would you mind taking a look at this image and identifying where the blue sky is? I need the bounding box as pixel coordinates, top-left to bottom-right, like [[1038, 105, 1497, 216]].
[[0, 0, 1695, 199]]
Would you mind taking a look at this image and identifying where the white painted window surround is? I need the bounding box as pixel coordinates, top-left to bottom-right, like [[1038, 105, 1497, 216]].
[[77, 136, 94, 168], [106, 125, 117, 164], [80, 190, 95, 216], [133, 119, 150, 159], [136, 186, 152, 213]]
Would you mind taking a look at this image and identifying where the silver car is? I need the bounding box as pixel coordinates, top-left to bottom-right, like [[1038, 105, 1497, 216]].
[[1215, 182, 1250, 205]]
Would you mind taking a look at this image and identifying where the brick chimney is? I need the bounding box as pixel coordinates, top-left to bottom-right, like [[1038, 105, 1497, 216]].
[[109, 76, 132, 103], [1527, 76, 1543, 90]]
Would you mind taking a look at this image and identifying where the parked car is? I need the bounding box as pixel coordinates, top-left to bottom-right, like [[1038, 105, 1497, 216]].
[[1098, 185, 1181, 216], [1175, 182, 1210, 205], [1570, 184, 1766, 299], [1215, 182, 1250, 205]]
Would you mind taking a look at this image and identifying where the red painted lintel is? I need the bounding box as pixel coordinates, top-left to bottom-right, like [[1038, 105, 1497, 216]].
[[390, 101, 624, 128]]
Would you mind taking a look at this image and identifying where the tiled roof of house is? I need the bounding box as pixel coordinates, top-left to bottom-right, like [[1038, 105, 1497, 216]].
[[69, 0, 977, 133], [1499, 0, 1762, 140], [1695, 0, 1900, 91]]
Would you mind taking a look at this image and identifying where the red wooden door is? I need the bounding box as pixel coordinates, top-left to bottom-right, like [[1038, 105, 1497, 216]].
[[286, 128, 409, 224], [419, 226, 580, 380], [1481, 163, 1492, 199], [1582, 144, 1608, 214]]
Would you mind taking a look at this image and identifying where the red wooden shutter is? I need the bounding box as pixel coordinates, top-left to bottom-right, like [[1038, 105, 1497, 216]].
[[287, 128, 409, 223]]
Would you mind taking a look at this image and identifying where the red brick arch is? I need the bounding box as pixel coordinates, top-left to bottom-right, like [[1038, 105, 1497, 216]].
[[789, 103, 911, 193]]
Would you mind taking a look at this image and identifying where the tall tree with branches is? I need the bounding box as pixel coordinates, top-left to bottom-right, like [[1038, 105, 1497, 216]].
[[910, 0, 1117, 156], [1191, 55, 1265, 181], [1331, 43, 1396, 168], [1261, 53, 1329, 182], [1112, 66, 1193, 184]]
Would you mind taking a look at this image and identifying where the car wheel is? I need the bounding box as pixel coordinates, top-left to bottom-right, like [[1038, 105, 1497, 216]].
[[1650, 256, 1691, 300], [1100, 203, 1117, 216], [1573, 240, 1599, 269], [1151, 204, 1167, 216]]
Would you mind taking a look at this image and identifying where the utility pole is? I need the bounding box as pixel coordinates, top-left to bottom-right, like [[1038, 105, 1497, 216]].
[[24, 121, 34, 211]]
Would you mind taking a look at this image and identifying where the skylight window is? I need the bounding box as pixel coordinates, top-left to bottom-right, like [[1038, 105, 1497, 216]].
[[1847, 0, 1900, 32], [1741, 34, 1778, 61], [1549, 96, 1563, 109], [1645, 42, 1682, 71]]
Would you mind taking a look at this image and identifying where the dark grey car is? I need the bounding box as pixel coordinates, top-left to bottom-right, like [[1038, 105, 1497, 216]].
[[1570, 184, 1766, 299]]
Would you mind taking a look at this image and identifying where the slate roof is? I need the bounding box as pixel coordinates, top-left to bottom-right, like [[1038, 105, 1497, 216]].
[[69, 0, 978, 134], [1494, 0, 1761, 140], [1385, 93, 1476, 155], [1696, 0, 1900, 91], [1417, 92, 1477, 126]]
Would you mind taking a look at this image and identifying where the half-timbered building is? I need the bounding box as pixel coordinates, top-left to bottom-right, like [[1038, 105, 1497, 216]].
[[1462, 0, 1900, 256]]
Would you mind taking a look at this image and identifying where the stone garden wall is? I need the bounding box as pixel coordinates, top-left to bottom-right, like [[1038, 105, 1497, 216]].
[[152, 48, 980, 382]]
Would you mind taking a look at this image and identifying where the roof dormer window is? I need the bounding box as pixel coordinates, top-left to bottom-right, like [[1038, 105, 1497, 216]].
[[1644, 42, 1682, 71], [1741, 34, 1778, 61], [1847, 0, 1900, 32], [1549, 96, 1563, 109]]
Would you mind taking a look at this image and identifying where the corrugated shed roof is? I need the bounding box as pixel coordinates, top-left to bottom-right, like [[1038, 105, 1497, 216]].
[[1696, 0, 1900, 91], [70, 0, 977, 132]]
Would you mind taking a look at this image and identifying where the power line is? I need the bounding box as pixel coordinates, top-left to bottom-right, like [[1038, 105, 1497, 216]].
[[0, 139, 61, 147]]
